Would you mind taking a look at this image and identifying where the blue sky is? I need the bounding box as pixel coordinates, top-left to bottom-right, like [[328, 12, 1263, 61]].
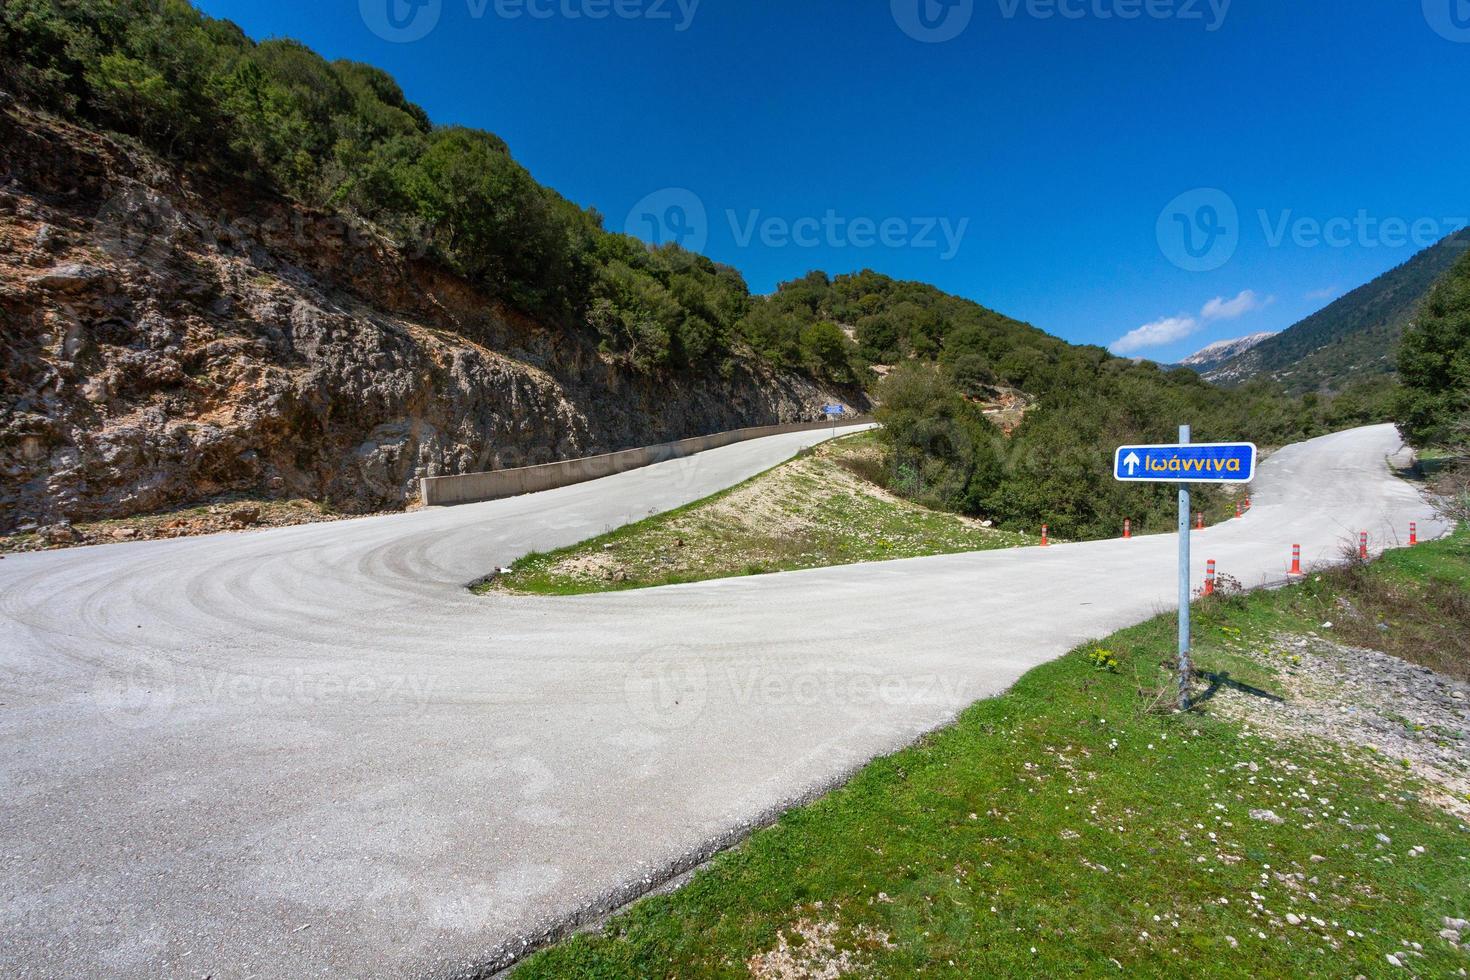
[[194, 0, 1470, 362]]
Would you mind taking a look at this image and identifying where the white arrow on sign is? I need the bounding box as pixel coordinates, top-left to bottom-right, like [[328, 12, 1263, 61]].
[[1123, 451, 1142, 476]]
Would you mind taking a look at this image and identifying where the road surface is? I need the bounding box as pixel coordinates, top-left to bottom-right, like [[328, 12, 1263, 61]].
[[0, 423, 1445, 978]]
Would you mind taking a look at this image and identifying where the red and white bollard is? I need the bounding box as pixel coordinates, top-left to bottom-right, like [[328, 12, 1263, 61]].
[[1235, 501, 1244, 519], [1245, 497, 1252, 511], [1289, 544, 1303, 576], [1196, 512, 1205, 531], [1203, 559, 1217, 596], [1359, 531, 1369, 560], [1409, 522, 1418, 546], [1040, 524, 1050, 547], [1124, 518, 1132, 540]]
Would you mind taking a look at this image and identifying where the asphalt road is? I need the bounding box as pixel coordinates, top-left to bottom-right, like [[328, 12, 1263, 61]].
[[0, 423, 1444, 978]]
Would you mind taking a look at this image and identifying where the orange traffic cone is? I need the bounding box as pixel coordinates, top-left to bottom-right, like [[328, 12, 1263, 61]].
[[1124, 519, 1132, 540], [1289, 544, 1303, 576], [1409, 522, 1418, 546], [1204, 559, 1217, 596], [1359, 532, 1368, 560], [1040, 524, 1050, 547]]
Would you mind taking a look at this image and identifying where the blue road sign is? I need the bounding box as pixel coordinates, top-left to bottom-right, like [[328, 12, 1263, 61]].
[[1113, 442, 1257, 484], [822, 405, 846, 417]]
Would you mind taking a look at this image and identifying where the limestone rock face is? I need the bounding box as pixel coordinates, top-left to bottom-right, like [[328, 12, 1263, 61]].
[[0, 108, 863, 531]]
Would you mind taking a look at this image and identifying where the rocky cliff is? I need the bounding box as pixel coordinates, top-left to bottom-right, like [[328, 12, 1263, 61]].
[[0, 105, 863, 533]]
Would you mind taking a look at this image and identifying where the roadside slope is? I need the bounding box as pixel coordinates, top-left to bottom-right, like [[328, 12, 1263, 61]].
[[0, 424, 1446, 978]]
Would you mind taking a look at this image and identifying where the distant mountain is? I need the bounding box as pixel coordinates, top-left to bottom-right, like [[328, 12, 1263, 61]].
[[1178, 333, 1277, 373], [1202, 229, 1470, 393]]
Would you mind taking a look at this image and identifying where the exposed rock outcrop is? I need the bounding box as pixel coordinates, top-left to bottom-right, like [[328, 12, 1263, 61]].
[[0, 107, 864, 532]]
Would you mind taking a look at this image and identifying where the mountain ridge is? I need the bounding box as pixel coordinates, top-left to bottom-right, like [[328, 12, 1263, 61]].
[[1178, 332, 1277, 372], [1200, 230, 1470, 392]]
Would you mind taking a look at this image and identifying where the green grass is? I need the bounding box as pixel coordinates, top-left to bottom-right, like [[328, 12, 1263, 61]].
[[483, 432, 1033, 595], [514, 531, 1470, 978]]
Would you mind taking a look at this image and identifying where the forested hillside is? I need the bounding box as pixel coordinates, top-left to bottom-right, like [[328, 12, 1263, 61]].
[[0, 0, 1399, 539], [1202, 230, 1470, 393], [1, 0, 782, 375], [752, 271, 1387, 536]]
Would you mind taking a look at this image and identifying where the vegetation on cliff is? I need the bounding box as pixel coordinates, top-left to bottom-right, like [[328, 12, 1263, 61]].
[[0, 0, 855, 380]]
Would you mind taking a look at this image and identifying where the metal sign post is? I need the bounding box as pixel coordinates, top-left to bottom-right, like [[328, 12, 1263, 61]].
[[1114, 432, 1258, 711], [1176, 425, 1192, 712]]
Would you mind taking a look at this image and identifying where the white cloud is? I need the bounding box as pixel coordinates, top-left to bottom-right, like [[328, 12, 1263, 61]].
[[1111, 315, 1200, 356], [1305, 286, 1339, 302], [1112, 289, 1274, 356], [1201, 289, 1272, 321]]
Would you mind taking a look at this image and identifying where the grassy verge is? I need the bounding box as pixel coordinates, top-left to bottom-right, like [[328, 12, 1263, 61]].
[[484, 432, 1032, 595], [515, 530, 1470, 977]]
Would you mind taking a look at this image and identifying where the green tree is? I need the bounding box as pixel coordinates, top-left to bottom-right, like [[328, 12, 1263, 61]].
[[800, 321, 855, 383], [875, 363, 1003, 514], [1395, 251, 1470, 447]]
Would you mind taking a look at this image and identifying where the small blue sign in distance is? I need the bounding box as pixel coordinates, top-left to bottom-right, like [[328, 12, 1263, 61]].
[[823, 405, 846, 416], [1113, 442, 1257, 484]]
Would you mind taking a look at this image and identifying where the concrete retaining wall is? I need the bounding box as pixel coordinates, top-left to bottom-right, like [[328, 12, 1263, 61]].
[[421, 417, 874, 507]]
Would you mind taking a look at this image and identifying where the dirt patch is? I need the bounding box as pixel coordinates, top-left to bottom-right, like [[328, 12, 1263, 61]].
[[746, 907, 895, 980], [0, 496, 380, 554]]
